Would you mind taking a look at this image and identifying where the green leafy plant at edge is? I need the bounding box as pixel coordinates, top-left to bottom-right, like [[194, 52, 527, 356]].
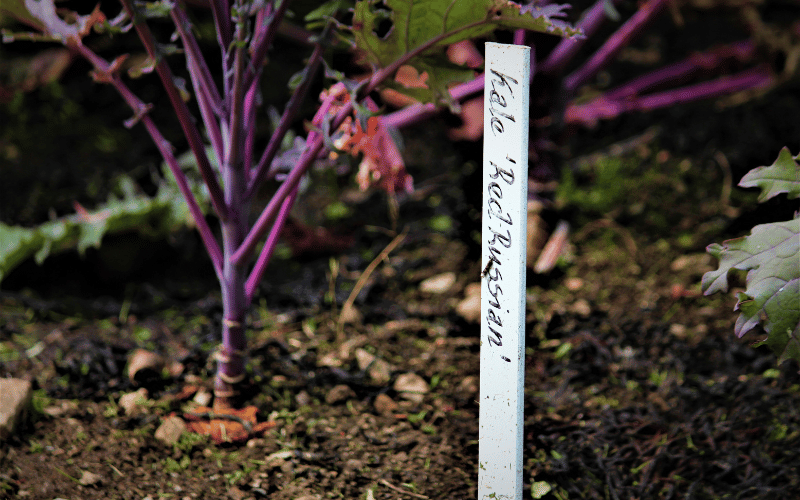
[[702, 146, 800, 363]]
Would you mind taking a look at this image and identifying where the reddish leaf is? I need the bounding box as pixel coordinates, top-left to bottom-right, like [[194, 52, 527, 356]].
[[184, 405, 276, 444], [347, 116, 413, 194], [319, 84, 414, 194]]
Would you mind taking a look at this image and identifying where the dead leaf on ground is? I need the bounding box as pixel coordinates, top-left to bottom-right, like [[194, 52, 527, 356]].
[[183, 406, 277, 444]]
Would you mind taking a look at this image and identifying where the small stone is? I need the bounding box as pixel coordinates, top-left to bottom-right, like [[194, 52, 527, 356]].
[[669, 324, 687, 338], [670, 254, 708, 272], [155, 415, 187, 445], [565, 277, 583, 291], [127, 348, 165, 384], [456, 283, 481, 323], [325, 384, 356, 405], [571, 299, 591, 317], [0, 378, 32, 441], [419, 272, 457, 294], [78, 470, 103, 486], [355, 349, 394, 384], [339, 303, 363, 325], [393, 373, 429, 404], [119, 388, 149, 415], [456, 375, 478, 395], [295, 390, 312, 407], [192, 388, 213, 407], [373, 393, 399, 416]]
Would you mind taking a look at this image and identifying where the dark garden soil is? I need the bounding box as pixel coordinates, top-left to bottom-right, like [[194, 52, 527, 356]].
[[2, 5, 800, 499]]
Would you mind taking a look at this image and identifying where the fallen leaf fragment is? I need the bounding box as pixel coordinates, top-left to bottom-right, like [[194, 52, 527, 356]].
[[183, 406, 277, 444]]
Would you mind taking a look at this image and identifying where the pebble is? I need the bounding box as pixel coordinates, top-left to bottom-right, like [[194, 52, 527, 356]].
[[355, 348, 394, 384], [419, 272, 457, 294], [393, 373, 429, 404], [455, 283, 481, 323], [155, 415, 187, 445], [0, 378, 31, 442], [119, 388, 149, 415], [373, 393, 399, 416], [325, 384, 356, 405]]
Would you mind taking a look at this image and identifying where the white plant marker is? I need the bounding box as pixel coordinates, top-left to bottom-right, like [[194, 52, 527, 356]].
[[479, 42, 530, 500]]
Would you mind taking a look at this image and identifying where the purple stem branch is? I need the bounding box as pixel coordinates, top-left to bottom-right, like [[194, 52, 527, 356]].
[[208, 0, 232, 53], [604, 40, 756, 101], [563, 0, 669, 94], [172, 5, 224, 162], [245, 44, 324, 199], [225, 21, 247, 177], [243, 81, 259, 183], [172, 5, 223, 111], [72, 42, 223, 277], [244, 185, 298, 304], [539, 0, 623, 75], [245, 0, 290, 92], [233, 102, 351, 266], [382, 75, 484, 129], [565, 65, 773, 127], [119, 0, 228, 220]]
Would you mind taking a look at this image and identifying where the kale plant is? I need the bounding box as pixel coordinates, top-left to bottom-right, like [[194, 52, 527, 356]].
[[1, 0, 790, 408], [0, 0, 580, 408], [703, 147, 800, 364]]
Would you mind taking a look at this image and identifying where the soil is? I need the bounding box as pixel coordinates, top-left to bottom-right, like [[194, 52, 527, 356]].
[[2, 5, 800, 500]]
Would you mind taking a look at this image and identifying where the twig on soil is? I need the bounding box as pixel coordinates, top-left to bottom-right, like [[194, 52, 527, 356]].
[[337, 228, 408, 337], [379, 478, 430, 499]]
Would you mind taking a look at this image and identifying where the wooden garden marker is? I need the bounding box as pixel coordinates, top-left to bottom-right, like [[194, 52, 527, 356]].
[[479, 42, 530, 500]]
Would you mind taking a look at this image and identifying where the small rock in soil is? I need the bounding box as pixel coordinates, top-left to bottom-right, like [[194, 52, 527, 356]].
[[118, 388, 149, 415], [355, 348, 394, 383], [456, 375, 478, 395], [155, 415, 187, 445], [0, 378, 31, 441], [394, 373, 429, 403], [419, 272, 457, 294], [127, 348, 166, 383], [295, 390, 312, 406], [325, 384, 356, 405], [78, 470, 103, 486], [192, 388, 212, 407], [456, 282, 481, 323], [373, 393, 399, 416]]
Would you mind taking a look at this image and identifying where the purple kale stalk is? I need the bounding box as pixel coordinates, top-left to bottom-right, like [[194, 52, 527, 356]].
[[0, 0, 582, 409], [384, 0, 783, 180]]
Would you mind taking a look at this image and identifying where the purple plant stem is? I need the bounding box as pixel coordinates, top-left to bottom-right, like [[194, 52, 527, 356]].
[[245, 0, 290, 92], [214, 11, 256, 404], [245, 185, 299, 304], [172, 5, 224, 161], [539, 0, 623, 75], [225, 25, 248, 178], [208, 0, 232, 54], [604, 40, 756, 101], [119, 0, 228, 220], [245, 44, 324, 199], [382, 76, 484, 129], [563, 0, 669, 94], [72, 42, 223, 277], [565, 65, 773, 127], [243, 82, 259, 184], [233, 104, 349, 267]]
